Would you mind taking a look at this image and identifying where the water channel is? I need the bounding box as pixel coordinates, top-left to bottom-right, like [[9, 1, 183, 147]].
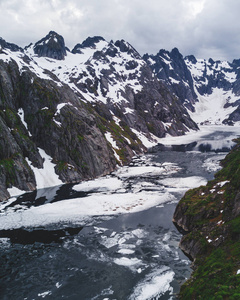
[[0, 127, 239, 299]]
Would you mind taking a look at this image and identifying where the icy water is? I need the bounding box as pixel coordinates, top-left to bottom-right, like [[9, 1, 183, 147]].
[[0, 128, 239, 300]]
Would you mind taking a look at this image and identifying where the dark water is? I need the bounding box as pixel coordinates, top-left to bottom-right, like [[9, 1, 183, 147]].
[[0, 129, 239, 300]]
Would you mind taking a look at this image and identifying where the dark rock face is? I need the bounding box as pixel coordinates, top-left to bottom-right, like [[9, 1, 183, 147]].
[[144, 48, 240, 123], [72, 36, 105, 54], [114, 39, 141, 59], [0, 37, 22, 52], [0, 60, 117, 200], [143, 48, 198, 112], [33, 31, 67, 60]]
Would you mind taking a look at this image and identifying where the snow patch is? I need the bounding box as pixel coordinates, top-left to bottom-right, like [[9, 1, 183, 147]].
[[104, 132, 121, 162], [7, 186, 26, 197], [114, 164, 179, 179], [26, 148, 63, 189], [170, 77, 180, 84], [189, 88, 238, 125], [202, 155, 225, 172], [18, 108, 32, 136], [38, 291, 52, 298], [117, 248, 135, 255], [105, 132, 119, 149], [216, 180, 230, 187], [159, 176, 207, 192]]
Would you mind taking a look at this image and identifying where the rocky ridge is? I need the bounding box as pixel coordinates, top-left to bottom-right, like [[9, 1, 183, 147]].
[[144, 49, 240, 125], [173, 138, 240, 298]]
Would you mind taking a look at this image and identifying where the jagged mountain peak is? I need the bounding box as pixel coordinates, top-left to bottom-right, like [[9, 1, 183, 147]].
[[72, 36, 106, 54], [33, 31, 67, 60], [184, 55, 197, 64], [114, 39, 141, 58], [1, 31, 228, 201], [232, 58, 240, 68], [152, 48, 182, 62], [170, 47, 183, 59], [208, 57, 215, 65], [0, 37, 23, 52], [156, 49, 171, 58]]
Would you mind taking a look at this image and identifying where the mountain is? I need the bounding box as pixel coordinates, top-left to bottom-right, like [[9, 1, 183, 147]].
[[0, 31, 198, 201], [24, 33, 198, 138], [32, 31, 67, 60], [144, 49, 240, 125], [1, 31, 240, 201], [173, 138, 240, 298]]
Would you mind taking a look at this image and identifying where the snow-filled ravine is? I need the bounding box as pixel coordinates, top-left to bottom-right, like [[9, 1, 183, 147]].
[[0, 127, 239, 300]]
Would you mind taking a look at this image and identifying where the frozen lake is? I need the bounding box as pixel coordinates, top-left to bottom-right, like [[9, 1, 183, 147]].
[[0, 126, 239, 299]]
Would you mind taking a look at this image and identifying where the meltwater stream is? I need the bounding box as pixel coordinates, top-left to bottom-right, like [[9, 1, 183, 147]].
[[0, 128, 239, 300]]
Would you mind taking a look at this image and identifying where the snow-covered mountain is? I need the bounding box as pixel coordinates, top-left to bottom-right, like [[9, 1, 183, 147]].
[[144, 49, 240, 126], [1, 30, 240, 201], [0, 31, 198, 200], [23, 32, 197, 137]]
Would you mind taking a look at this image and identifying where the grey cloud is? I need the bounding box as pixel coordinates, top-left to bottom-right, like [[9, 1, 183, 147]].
[[0, 0, 239, 60]]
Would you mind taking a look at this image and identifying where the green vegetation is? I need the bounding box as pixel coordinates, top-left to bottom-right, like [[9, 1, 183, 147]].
[[177, 139, 240, 299], [146, 121, 156, 134], [56, 160, 69, 172], [216, 140, 240, 191], [96, 114, 144, 164], [32, 80, 59, 109], [0, 155, 17, 187], [77, 134, 84, 142], [181, 242, 240, 299]]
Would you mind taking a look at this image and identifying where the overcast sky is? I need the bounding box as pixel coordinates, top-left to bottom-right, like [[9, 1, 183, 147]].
[[0, 0, 239, 61]]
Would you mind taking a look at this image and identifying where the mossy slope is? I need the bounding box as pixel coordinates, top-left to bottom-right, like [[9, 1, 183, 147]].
[[173, 139, 240, 299]]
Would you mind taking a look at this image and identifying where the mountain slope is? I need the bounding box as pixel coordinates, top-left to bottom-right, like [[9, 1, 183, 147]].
[[0, 58, 120, 199], [173, 138, 240, 298], [144, 49, 240, 125], [0, 32, 198, 200], [24, 33, 198, 138]]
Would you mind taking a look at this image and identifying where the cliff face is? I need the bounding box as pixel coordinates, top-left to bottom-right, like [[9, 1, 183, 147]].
[[144, 49, 240, 125], [144, 48, 198, 112], [0, 58, 145, 200], [173, 139, 240, 299]]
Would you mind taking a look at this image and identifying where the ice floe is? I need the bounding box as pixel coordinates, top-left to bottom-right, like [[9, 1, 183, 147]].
[[114, 164, 180, 179], [128, 267, 174, 300], [0, 191, 175, 230], [114, 257, 142, 267], [73, 176, 123, 193], [159, 176, 207, 191], [202, 155, 226, 172]]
